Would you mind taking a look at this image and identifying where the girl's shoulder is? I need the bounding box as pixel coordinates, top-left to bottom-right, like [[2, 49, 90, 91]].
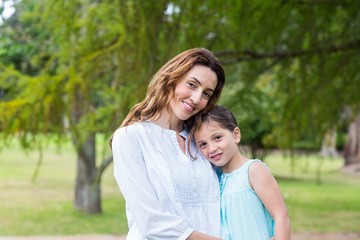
[[247, 159, 273, 183], [247, 159, 271, 172]]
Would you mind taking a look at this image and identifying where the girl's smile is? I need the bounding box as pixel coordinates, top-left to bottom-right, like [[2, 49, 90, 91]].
[[195, 120, 243, 173]]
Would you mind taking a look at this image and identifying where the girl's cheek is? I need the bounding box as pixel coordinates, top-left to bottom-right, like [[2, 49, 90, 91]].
[[201, 148, 207, 157]]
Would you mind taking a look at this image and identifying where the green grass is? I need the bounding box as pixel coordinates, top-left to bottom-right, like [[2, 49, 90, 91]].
[[266, 152, 360, 232], [0, 139, 127, 236], [0, 141, 359, 236]]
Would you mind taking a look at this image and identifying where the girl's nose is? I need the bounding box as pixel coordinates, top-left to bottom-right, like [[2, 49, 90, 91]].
[[209, 143, 217, 153]]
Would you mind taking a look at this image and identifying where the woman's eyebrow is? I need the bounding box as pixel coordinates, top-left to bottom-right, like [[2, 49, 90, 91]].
[[190, 77, 215, 91], [189, 77, 201, 84]]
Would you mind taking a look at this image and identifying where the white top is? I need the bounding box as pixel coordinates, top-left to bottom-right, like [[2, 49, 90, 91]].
[[112, 121, 220, 240]]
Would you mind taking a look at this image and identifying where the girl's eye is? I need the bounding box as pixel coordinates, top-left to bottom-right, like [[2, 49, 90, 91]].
[[215, 135, 222, 141], [199, 142, 207, 149]]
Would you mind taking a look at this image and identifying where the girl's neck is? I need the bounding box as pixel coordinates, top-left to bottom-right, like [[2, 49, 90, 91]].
[[222, 152, 248, 173]]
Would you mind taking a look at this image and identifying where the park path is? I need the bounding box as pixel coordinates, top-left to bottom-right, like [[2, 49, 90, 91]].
[[1, 232, 360, 240], [0, 235, 123, 240]]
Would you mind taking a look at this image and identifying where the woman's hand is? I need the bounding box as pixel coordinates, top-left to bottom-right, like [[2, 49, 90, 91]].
[[187, 231, 222, 240]]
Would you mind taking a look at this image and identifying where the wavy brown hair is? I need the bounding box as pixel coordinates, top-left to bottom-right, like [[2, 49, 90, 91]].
[[110, 48, 225, 146]]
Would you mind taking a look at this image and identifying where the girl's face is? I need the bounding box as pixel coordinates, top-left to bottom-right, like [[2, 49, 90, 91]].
[[169, 65, 218, 122], [195, 120, 241, 173]]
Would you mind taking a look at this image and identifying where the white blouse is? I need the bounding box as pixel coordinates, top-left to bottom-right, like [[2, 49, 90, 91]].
[[112, 121, 220, 240]]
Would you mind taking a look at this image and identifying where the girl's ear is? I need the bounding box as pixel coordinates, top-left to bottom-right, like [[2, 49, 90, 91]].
[[233, 127, 241, 144]]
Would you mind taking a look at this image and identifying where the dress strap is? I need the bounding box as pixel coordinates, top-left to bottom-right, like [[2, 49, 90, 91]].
[[245, 159, 269, 190]]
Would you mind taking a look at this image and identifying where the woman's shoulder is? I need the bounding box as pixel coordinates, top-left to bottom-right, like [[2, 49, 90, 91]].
[[118, 122, 144, 131], [113, 122, 145, 140], [113, 121, 163, 140]]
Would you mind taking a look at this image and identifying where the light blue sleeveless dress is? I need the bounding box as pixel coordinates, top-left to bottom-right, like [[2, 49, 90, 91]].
[[218, 159, 274, 240]]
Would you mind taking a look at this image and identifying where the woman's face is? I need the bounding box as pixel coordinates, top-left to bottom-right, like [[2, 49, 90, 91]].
[[169, 65, 218, 121]]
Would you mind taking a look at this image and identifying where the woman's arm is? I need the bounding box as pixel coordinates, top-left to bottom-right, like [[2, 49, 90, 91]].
[[187, 231, 222, 240], [249, 162, 291, 240], [112, 127, 193, 239]]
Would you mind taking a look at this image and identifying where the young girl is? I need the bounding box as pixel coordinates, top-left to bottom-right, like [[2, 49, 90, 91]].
[[192, 105, 291, 240]]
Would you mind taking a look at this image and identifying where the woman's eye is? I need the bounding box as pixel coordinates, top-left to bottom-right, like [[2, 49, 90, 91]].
[[203, 91, 212, 99], [187, 82, 197, 88], [215, 136, 222, 141]]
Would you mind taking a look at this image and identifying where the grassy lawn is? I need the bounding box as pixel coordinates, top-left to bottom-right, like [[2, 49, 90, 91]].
[[0, 140, 359, 236], [266, 152, 360, 233], [0, 139, 127, 236]]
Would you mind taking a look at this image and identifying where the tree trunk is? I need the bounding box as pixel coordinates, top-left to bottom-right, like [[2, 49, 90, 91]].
[[74, 134, 102, 214], [320, 126, 339, 158], [344, 113, 360, 166]]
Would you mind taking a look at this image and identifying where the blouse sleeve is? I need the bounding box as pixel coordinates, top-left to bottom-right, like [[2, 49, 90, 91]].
[[112, 127, 193, 240]]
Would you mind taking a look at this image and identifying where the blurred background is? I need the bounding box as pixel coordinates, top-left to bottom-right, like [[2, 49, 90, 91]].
[[0, 0, 359, 238]]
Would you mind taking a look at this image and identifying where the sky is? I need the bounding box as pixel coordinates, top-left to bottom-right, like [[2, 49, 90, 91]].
[[0, 0, 16, 24]]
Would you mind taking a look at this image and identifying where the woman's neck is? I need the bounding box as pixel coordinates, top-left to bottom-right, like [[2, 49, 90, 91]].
[[153, 108, 184, 132]]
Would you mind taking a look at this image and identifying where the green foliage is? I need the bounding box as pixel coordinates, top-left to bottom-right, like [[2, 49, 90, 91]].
[[0, 0, 52, 75], [220, 71, 278, 159], [1, 0, 360, 215], [1, 0, 358, 152], [216, 0, 360, 150], [0, 66, 66, 148]]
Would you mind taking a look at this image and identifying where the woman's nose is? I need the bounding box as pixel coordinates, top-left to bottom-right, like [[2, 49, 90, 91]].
[[190, 90, 202, 104]]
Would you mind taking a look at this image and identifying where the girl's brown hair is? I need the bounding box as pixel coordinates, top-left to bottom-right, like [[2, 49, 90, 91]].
[[189, 105, 239, 159], [191, 105, 239, 137], [110, 48, 225, 146]]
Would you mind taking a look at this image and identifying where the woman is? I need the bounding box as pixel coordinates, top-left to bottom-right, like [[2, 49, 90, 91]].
[[111, 48, 225, 240]]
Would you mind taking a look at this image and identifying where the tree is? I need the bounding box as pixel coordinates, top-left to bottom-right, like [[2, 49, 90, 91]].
[[214, 0, 360, 166], [344, 112, 360, 166], [0, 0, 174, 214], [0, 0, 234, 214], [1, 0, 360, 215]]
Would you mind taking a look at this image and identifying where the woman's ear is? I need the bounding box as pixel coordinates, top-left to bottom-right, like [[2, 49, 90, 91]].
[[233, 127, 241, 144]]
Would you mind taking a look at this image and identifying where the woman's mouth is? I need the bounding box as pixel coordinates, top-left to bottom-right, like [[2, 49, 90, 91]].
[[182, 100, 195, 112]]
